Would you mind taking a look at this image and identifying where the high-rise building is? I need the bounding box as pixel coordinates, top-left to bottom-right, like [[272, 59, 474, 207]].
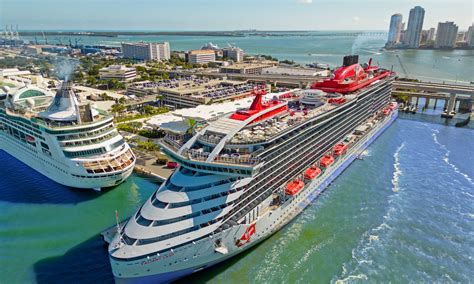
[[386, 14, 403, 47], [435, 22, 458, 48], [187, 50, 216, 64], [403, 6, 425, 48], [466, 24, 474, 47], [121, 42, 170, 61], [427, 28, 436, 41], [223, 47, 245, 62]]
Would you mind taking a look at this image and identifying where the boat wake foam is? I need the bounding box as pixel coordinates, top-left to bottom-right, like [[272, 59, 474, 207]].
[[431, 131, 474, 186], [391, 143, 405, 192], [293, 236, 335, 270], [255, 212, 314, 282], [334, 143, 405, 283]]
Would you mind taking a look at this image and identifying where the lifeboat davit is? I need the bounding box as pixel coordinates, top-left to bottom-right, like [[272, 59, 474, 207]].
[[286, 179, 305, 195], [320, 155, 335, 167], [334, 143, 348, 156], [304, 166, 321, 180]]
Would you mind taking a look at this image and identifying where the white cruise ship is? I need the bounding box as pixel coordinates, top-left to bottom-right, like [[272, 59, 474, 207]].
[[0, 81, 135, 189], [105, 56, 398, 282]]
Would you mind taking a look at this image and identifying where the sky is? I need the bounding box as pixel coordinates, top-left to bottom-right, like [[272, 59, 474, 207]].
[[0, 0, 472, 31]]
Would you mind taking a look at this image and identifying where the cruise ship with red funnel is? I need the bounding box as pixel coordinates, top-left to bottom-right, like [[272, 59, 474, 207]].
[[105, 55, 398, 283]]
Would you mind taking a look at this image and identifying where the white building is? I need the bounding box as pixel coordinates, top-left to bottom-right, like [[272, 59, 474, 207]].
[[187, 50, 216, 64], [427, 27, 436, 41], [387, 14, 403, 46], [466, 24, 474, 47], [435, 22, 458, 48], [121, 42, 170, 61], [0, 68, 31, 78], [223, 47, 245, 62], [403, 6, 425, 48], [99, 65, 137, 81]]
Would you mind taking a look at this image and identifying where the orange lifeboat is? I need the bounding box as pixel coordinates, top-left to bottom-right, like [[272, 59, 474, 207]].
[[320, 155, 335, 167], [304, 166, 321, 180], [286, 179, 305, 195], [334, 143, 348, 156]]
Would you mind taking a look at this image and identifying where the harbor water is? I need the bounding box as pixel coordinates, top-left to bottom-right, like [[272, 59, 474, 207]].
[[1, 33, 474, 283], [22, 31, 474, 84], [1, 116, 473, 283]]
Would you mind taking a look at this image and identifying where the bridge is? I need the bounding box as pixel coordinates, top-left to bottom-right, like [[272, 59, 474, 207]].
[[392, 81, 474, 118]]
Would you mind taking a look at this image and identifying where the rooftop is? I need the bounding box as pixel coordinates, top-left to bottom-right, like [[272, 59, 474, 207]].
[[188, 49, 216, 55], [99, 65, 135, 72], [220, 63, 272, 70]]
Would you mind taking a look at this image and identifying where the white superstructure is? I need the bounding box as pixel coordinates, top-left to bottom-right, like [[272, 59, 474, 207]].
[[0, 82, 135, 189]]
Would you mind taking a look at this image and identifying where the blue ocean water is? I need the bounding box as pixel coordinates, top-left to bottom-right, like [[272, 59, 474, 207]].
[[1, 117, 473, 283]]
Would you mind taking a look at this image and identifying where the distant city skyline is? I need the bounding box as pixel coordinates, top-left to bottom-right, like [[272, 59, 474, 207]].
[[0, 0, 472, 31]]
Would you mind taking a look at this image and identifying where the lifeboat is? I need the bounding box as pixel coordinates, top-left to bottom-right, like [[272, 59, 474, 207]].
[[320, 155, 335, 167], [304, 166, 321, 180], [334, 143, 348, 156], [286, 179, 305, 195], [25, 135, 36, 143]]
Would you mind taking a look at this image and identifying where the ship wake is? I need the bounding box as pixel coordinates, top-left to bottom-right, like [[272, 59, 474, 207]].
[[431, 130, 473, 186], [333, 143, 406, 283], [391, 143, 405, 192]]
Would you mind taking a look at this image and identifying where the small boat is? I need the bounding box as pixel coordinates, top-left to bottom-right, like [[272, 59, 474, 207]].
[[334, 143, 348, 156], [304, 166, 321, 180], [286, 179, 305, 195], [320, 155, 335, 167]]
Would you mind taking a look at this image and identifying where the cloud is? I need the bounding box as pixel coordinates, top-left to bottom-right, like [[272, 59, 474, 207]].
[[298, 0, 313, 4], [352, 16, 360, 21]]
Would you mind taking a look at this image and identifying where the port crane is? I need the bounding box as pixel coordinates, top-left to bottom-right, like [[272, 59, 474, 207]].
[[41, 31, 48, 44]]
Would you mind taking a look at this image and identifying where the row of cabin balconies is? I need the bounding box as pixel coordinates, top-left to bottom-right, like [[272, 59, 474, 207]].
[[56, 123, 115, 141], [60, 130, 119, 148]]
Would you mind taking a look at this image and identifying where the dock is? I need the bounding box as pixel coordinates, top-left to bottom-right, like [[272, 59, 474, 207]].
[[132, 149, 173, 182]]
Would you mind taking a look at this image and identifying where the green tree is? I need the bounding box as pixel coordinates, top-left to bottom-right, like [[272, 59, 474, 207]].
[[110, 103, 126, 115], [86, 76, 98, 86]]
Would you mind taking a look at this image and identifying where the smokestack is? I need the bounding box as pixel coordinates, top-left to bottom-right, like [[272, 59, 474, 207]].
[[343, 55, 359, 66]]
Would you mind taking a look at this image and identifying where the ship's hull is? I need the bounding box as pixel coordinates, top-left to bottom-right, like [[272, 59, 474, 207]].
[[110, 110, 397, 283], [0, 132, 134, 189]]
